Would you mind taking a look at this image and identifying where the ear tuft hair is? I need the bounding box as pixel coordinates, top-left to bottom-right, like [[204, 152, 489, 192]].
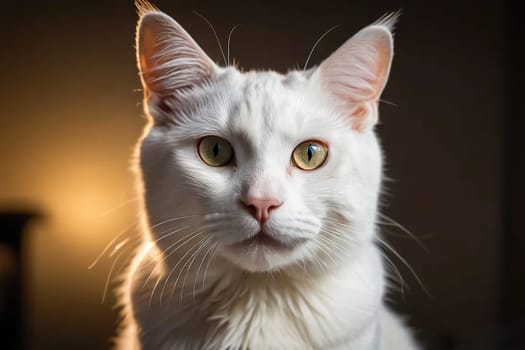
[[372, 11, 401, 33], [135, 0, 159, 17]]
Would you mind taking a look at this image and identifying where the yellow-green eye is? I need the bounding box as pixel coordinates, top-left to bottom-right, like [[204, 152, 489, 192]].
[[292, 140, 328, 170], [198, 136, 234, 167]]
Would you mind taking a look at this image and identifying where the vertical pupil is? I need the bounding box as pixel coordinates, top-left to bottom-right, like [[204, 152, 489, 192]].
[[307, 144, 314, 161], [213, 143, 221, 158]]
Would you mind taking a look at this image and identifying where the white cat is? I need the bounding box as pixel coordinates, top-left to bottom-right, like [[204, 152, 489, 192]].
[[116, 2, 419, 349]]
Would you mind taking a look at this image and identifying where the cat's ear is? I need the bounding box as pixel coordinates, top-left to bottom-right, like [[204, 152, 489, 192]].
[[315, 14, 397, 131], [136, 8, 217, 121]]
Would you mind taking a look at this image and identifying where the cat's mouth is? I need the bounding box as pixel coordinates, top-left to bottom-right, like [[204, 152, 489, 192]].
[[222, 228, 311, 271], [232, 230, 306, 250]]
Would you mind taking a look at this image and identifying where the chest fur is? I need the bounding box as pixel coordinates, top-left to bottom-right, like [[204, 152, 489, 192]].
[[138, 271, 380, 350]]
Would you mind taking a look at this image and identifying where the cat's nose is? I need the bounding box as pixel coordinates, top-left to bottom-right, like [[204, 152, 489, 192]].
[[240, 198, 282, 223]]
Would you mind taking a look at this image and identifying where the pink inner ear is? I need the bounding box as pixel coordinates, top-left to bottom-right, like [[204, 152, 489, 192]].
[[140, 26, 162, 93], [318, 25, 393, 131], [367, 35, 391, 101], [137, 13, 215, 98], [350, 105, 368, 132], [326, 35, 391, 104]]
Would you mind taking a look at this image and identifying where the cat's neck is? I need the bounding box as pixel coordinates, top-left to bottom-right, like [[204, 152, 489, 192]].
[[131, 240, 384, 350]]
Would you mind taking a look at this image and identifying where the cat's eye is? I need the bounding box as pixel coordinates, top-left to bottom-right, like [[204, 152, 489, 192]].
[[292, 140, 328, 170], [198, 136, 234, 167]]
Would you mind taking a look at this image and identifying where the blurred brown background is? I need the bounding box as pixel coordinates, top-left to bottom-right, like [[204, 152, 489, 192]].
[[0, 0, 523, 349]]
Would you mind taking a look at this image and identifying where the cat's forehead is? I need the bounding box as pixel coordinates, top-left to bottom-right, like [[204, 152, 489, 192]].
[[221, 69, 314, 145]]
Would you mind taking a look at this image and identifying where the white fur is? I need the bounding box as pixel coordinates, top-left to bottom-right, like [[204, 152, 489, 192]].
[[116, 5, 419, 350]]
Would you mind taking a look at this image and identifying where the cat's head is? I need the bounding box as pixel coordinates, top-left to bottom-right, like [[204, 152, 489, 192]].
[[135, 7, 395, 272]]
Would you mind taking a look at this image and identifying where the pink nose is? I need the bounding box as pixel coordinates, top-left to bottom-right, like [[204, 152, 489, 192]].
[[241, 198, 282, 223]]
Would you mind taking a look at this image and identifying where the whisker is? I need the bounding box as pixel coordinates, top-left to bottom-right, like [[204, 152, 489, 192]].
[[192, 11, 227, 66], [158, 233, 206, 304], [304, 24, 341, 70], [378, 98, 398, 107], [202, 242, 219, 289], [143, 229, 202, 288], [102, 249, 126, 303], [318, 232, 350, 257], [146, 231, 204, 308], [321, 216, 422, 298], [88, 222, 139, 270], [315, 239, 338, 267], [321, 225, 359, 243], [376, 238, 431, 297], [381, 252, 406, 299], [317, 238, 345, 266], [109, 237, 131, 258], [177, 236, 213, 302], [97, 195, 140, 218], [227, 24, 240, 65], [376, 213, 429, 252], [151, 224, 192, 245], [150, 214, 199, 230], [193, 240, 218, 301], [322, 216, 354, 229], [311, 254, 326, 272]]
